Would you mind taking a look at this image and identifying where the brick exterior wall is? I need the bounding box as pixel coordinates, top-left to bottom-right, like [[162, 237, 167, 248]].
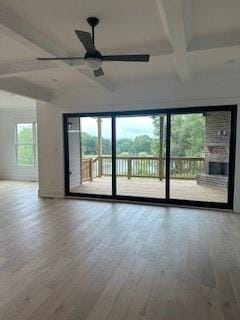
[[197, 111, 231, 189], [205, 111, 231, 146]]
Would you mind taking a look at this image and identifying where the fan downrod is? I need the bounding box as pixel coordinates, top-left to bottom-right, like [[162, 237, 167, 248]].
[[87, 17, 99, 28]]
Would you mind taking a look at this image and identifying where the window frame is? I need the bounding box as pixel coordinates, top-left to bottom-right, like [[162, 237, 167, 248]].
[[15, 122, 38, 167]]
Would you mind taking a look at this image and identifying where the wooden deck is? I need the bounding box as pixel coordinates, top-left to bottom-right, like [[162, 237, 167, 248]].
[[71, 177, 227, 203]]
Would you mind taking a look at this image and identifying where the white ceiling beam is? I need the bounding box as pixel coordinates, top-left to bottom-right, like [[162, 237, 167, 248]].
[[0, 58, 114, 91], [0, 77, 52, 101], [0, 59, 58, 78], [156, 0, 191, 82], [0, 59, 86, 79], [181, 0, 193, 46], [0, 41, 174, 79], [0, 4, 114, 91]]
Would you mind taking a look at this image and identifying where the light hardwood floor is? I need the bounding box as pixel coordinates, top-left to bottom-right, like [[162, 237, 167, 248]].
[[0, 180, 240, 319]]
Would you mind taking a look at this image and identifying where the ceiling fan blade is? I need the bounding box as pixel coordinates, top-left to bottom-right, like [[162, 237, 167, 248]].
[[94, 67, 104, 77], [37, 57, 85, 61], [75, 30, 95, 54], [102, 54, 150, 62]]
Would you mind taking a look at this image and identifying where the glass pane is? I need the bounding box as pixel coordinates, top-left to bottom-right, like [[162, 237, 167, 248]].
[[69, 116, 112, 195], [17, 123, 33, 144], [116, 114, 166, 199], [17, 145, 34, 166], [35, 123, 38, 165], [170, 111, 230, 203], [68, 118, 81, 190]]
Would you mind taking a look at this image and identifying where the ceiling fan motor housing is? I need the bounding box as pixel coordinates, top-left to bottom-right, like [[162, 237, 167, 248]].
[[87, 17, 99, 28]]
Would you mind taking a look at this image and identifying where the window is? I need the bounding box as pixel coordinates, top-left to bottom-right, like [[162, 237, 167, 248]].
[[15, 122, 37, 167]]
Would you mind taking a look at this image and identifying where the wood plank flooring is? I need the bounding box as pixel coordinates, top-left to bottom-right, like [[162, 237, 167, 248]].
[[0, 180, 239, 319], [72, 177, 227, 203]]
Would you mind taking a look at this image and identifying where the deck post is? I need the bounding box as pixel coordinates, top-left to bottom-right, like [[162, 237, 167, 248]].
[[127, 157, 132, 179], [97, 118, 103, 177], [89, 158, 93, 181], [159, 115, 164, 180]]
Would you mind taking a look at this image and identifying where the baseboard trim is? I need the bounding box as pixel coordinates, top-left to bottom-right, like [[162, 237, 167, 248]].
[[38, 188, 64, 198], [0, 175, 38, 182]]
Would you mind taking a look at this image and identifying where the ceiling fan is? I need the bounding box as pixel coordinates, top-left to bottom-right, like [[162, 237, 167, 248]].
[[37, 17, 150, 77]]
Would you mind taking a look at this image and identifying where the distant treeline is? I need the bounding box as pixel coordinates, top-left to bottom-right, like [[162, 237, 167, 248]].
[[82, 114, 204, 157]]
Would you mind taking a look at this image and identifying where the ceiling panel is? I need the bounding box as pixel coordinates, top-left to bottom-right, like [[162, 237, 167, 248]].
[[103, 55, 176, 83], [192, 0, 240, 37], [190, 46, 240, 78], [2, 0, 167, 55]]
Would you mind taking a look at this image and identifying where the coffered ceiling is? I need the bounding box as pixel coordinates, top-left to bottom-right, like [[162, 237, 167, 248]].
[[0, 0, 240, 101]]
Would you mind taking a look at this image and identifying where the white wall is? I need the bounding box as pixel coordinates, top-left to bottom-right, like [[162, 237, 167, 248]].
[[0, 108, 38, 181], [0, 90, 36, 109], [37, 105, 63, 196], [36, 76, 240, 211]]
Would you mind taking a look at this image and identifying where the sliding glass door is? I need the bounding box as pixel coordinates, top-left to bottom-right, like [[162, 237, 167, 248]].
[[64, 105, 236, 209], [67, 115, 112, 196], [115, 114, 166, 199], [169, 111, 231, 204]]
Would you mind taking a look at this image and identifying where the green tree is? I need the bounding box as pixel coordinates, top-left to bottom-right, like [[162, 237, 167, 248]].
[[116, 138, 133, 155], [151, 116, 166, 156], [17, 126, 34, 166], [102, 137, 111, 155], [152, 114, 204, 157], [18, 127, 33, 143], [170, 114, 204, 157], [81, 132, 111, 156], [81, 132, 97, 155], [132, 135, 152, 155]]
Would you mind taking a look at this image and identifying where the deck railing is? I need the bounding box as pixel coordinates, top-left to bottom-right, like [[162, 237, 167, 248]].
[[82, 156, 204, 181]]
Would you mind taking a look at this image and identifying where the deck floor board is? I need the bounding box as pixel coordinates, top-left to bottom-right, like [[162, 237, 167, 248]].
[[72, 177, 227, 203]]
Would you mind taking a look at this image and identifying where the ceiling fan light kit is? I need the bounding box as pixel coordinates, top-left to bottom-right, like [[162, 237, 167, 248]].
[[86, 57, 102, 70], [37, 17, 150, 77]]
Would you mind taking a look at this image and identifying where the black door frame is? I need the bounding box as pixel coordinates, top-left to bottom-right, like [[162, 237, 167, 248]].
[[63, 105, 237, 210]]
